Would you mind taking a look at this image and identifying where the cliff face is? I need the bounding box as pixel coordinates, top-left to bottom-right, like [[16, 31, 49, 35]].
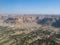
[[4, 16, 37, 24], [37, 17, 60, 28], [0, 15, 60, 28], [52, 18, 60, 28]]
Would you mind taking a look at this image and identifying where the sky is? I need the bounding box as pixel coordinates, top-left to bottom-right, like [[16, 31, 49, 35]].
[[0, 0, 60, 14]]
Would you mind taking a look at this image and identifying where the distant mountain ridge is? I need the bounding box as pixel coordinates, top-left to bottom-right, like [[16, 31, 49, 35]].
[[37, 17, 60, 28], [0, 15, 60, 28]]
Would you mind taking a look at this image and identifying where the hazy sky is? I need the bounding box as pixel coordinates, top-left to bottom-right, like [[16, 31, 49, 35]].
[[0, 0, 60, 14]]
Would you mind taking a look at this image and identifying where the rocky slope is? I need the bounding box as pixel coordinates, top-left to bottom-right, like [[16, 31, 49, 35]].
[[1, 15, 60, 28], [0, 15, 60, 45]]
